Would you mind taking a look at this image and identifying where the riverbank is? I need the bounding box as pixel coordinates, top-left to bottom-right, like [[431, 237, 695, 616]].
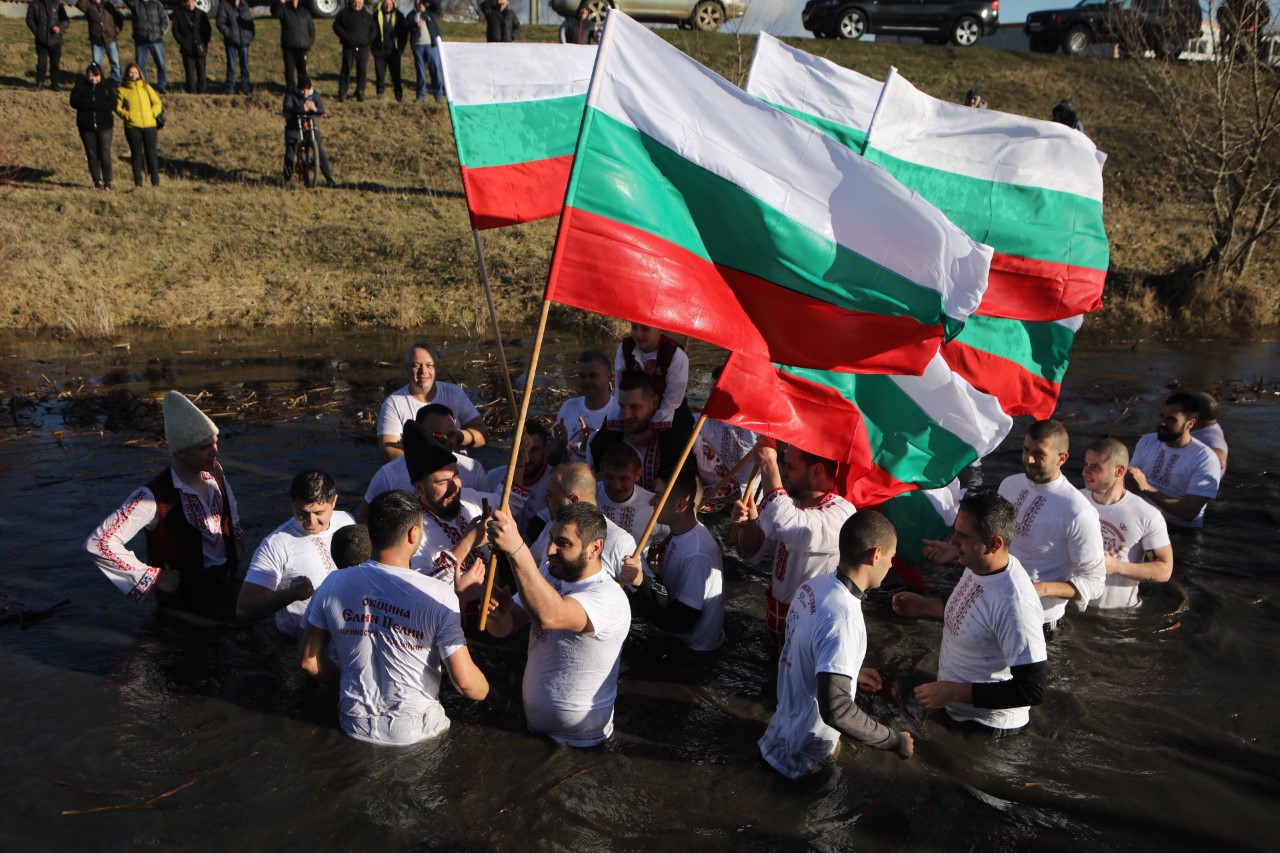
[[1, 20, 1276, 337]]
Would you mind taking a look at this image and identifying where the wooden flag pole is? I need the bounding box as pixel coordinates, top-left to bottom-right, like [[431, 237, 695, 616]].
[[478, 297, 553, 631], [631, 413, 709, 558], [697, 451, 755, 514], [471, 228, 520, 425]]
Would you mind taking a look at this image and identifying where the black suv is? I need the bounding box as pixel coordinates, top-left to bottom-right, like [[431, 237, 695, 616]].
[[1024, 0, 1202, 58], [801, 0, 1000, 46]]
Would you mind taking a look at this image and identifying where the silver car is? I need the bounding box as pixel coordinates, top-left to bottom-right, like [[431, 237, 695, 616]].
[[551, 0, 745, 31]]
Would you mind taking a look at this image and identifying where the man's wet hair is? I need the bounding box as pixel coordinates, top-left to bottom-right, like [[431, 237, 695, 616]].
[[618, 372, 659, 397], [839, 512, 897, 566], [601, 441, 641, 471], [331, 524, 371, 568], [290, 470, 337, 505], [1027, 418, 1069, 452], [959, 490, 1016, 548], [579, 350, 611, 371], [1165, 391, 1202, 417], [555, 501, 607, 550], [1087, 437, 1129, 466], [367, 490, 422, 552], [405, 342, 440, 366]]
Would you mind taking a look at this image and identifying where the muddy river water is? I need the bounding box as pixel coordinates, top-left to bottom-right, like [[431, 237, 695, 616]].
[[1, 327, 1277, 851]]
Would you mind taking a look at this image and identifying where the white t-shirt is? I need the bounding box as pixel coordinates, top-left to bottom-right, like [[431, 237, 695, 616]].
[[694, 418, 758, 510], [306, 560, 468, 746], [487, 464, 550, 536], [554, 395, 611, 464], [409, 487, 492, 581], [759, 572, 867, 779], [243, 511, 356, 636], [363, 454, 487, 503], [529, 508, 641, 583], [1130, 434, 1221, 529], [375, 382, 482, 440], [748, 488, 856, 608], [595, 482, 656, 543], [938, 557, 1048, 730], [998, 474, 1106, 622], [659, 524, 725, 652], [517, 564, 630, 747], [1191, 423, 1227, 456], [608, 341, 689, 431], [1082, 489, 1171, 610]]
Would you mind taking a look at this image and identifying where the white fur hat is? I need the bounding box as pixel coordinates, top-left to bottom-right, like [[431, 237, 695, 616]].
[[163, 391, 219, 453]]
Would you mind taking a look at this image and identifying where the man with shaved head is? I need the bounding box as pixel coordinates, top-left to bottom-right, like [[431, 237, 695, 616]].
[[528, 462, 640, 583]]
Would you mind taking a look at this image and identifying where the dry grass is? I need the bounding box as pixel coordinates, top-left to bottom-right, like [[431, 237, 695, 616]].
[[0, 19, 1275, 338]]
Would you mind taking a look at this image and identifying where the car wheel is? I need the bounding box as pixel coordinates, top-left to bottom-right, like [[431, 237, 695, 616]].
[[1062, 25, 1090, 56], [310, 0, 340, 17], [580, 0, 610, 26], [950, 16, 981, 46], [690, 0, 725, 31], [836, 7, 867, 40], [194, 0, 217, 15]]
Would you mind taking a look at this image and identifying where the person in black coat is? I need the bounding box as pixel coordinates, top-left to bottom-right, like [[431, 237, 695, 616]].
[[371, 0, 405, 101], [333, 0, 376, 102], [27, 0, 71, 91], [481, 0, 519, 43], [172, 0, 212, 94], [70, 63, 116, 189], [271, 0, 315, 92]]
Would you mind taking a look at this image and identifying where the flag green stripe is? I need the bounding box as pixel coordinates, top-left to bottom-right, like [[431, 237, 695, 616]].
[[449, 95, 586, 169], [763, 101, 868, 154], [863, 149, 1108, 272], [568, 109, 952, 328], [778, 365, 977, 487], [951, 315, 1076, 383]]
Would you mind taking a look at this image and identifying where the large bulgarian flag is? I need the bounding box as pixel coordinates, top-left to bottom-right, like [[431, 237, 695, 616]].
[[439, 42, 596, 230], [545, 13, 993, 376]]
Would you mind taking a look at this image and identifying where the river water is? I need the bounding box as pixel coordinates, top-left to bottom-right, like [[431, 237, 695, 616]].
[[1, 327, 1277, 851]]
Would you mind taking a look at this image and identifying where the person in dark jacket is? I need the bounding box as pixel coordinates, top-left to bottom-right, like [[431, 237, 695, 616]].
[[27, 0, 70, 91], [371, 0, 405, 101], [124, 0, 169, 93], [271, 0, 315, 92], [558, 6, 595, 45], [217, 0, 255, 95], [171, 0, 211, 93], [481, 0, 519, 43], [70, 62, 116, 189], [404, 0, 441, 101], [283, 76, 335, 187], [1051, 98, 1085, 133], [76, 0, 124, 84], [333, 0, 376, 101]]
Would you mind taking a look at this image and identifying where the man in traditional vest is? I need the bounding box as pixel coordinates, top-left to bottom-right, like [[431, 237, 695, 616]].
[[607, 323, 692, 439], [589, 373, 694, 492], [86, 391, 243, 618]]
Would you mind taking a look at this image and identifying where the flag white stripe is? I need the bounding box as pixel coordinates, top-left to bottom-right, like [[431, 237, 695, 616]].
[[744, 33, 881, 130], [439, 42, 596, 107], [888, 355, 1012, 459]]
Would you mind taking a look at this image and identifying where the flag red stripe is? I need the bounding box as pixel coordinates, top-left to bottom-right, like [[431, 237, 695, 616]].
[[548, 207, 944, 375], [942, 340, 1062, 419], [459, 156, 575, 230], [985, 254, 1105, 322]]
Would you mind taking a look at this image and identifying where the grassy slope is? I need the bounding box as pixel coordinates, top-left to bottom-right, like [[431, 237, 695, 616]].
[[0, 19, 1270, 336]]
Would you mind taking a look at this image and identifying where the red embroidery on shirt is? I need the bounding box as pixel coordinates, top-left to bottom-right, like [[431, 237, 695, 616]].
[[945, 574, 984, 636], [98, 491, 147, 576], [774, 543, 790, 582], [1011, 491, 1046, 540]]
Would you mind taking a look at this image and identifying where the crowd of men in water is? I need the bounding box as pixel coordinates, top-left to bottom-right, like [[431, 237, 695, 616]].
[[84, 326, 1227, 776]]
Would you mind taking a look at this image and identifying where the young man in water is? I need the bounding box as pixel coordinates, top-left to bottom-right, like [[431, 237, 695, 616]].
[[594, 442, 655, 543], [300, 489, 492, 746], [86, 391, 243, 618], [1127, 391, 1222, 529], [588, 373, 693, 493], [528, 462, 638, 583], [550, 350, 613, 465], [760, 512, 913, 778], [893, 491, 1048, 737], [376, 342, 488, 461]]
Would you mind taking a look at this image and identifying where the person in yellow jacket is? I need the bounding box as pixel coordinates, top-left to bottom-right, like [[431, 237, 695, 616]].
[[115, 62, 163, 188]]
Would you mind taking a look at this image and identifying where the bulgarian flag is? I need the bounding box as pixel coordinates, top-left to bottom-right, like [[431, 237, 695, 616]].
[[944, 313, 1082, 420], [545, 13, 993, 376], [439, 42, 596, 230]]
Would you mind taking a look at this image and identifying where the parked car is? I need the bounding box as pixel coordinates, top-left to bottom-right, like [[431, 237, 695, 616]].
[[551, 0, 746, 31], [801, 0, 1000, 45], [158, 0, 341, 18], [1023, 0, 1202, 58]]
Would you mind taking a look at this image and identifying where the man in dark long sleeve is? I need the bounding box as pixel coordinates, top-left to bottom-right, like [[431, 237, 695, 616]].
[[171, 0, 211, 94], [333, 0, 376, 101], [759, 512, 914, 779], [271, 0, 315, 92]]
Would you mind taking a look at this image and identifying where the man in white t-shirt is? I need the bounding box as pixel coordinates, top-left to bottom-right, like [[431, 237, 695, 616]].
[[587, 373, 694, 493], [550, 350, 613, 465], [595, 442, 656, 543], [485, 502, 630, 747], [487, 420, 551, 538], [619, 463, 723, 653], [695, 414, 759, 513], [760, 512, 913, 778], [893, 490, 1048, 736], [237, 470, 356, 636], [732, 440, 855, 643], [1127, 391, 1222, 529], [1190, 391, 1228, 476], [528, 462, 639, 583], [1080, 438, 1174, 610], [359, 404, 488, 521], [300, 489, 492, 746], [375, 342, 489, 461]]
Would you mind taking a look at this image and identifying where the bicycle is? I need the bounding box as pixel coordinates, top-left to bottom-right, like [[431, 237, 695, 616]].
[[295, 113, 320, 188]]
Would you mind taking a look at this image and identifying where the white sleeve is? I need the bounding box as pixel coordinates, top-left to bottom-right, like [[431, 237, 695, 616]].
[[364, 464, 393, 503], [84, 487, 163, 602], [1066, 509, 1107, 611], [758, 489, 815, 552], [1186, 451, 1221, 499], [446, 384, 482, 427], [375, 394, 403, 438], [651, 346, 688, 431], [243, 534, 285, 591]]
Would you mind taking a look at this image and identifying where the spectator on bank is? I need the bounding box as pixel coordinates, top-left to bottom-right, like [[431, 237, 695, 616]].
[[116, 62, 163, 188], [217, 0, 255, 95], [124, 0, 170, 93], [559, 6, 595, 45], [27, 0, 70, 91], [334, 0, 377, 102], [1051, 97, 1085, 132], [371, 0, 405, 101], [70, 62, 116, 190], [271, 0, 316, 93], [405, 0, 443, 102], [963, 87, 987, 109], [172, 0, 212, 94], [481, 0, 520, 43], [76, 0, 125, 85]]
